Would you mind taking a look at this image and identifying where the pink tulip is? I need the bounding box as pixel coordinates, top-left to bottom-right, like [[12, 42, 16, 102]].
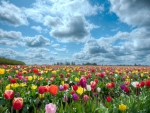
[[83, 95, 89, 101], [45, 103, 57, 113]]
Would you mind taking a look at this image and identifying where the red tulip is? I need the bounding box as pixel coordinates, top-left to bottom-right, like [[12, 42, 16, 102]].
[[140, 81, 145, 87], [63, 84, 69, 90], [145, 80, 150, 87], [10, 78, 16, 84], [18, 72, 22, 76], [94, 78, 99, 84], [72, 85, 78, 91], [60, 73, 63, 78], [4, 90, 14, 100], [124, 87, 130, 93], [90, 81, 97, 91], [33, 68, 38, 73], [106, 96, 112, 102], [12, 97, 24, 110], [106, 83, 112, 89], [38, 86, 46, 94], [111, 82, 115, 87], [67, 73, 70, 77]]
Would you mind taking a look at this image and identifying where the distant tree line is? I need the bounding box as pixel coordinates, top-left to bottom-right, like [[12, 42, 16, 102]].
[[0, 57, 25, 65], [53, 62, 97, 66], [82, 62, 97, 65], [54, 62, 76, 65]]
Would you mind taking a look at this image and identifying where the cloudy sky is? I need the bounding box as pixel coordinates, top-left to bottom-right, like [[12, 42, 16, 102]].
[[0, 0, 150, 65]]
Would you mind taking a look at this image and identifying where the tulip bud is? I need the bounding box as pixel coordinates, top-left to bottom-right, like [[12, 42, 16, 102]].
[[3, 90, 14, 100], [83, 95, 89, 101], [79, 77, 86, 88], [12, 97, 24, 110], [86, 85, 91, 91], [72, 94, 79, 101]]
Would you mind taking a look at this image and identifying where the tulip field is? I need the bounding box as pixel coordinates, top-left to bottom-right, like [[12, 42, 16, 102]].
[[0, 65, 150, 113]]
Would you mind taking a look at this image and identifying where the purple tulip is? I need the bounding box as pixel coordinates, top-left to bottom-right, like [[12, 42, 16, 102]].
[[63, 95, 68, 101], [79, 77, 87, 88], [59, 85, 64, 91], [23, 78, 27, 83], [8, 76, 12, 80], [72, 94, 78, 101], [120, 84, 126, 90], [93, 92, 98, 97]]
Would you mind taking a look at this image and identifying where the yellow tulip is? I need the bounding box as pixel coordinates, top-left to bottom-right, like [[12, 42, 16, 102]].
[[38, 77, 44, 81], [28, 76, 33, 81], [52, 71, 56, 75], [33, 75, 37, 80], [6, 84, 11, 90], [76, 86, 86, 95], [0, 69, 5, 74], [39, 94, 44, 99], [20, 83, 27, 87], [61, 81, 64, 85], [31, 85, 37, 90], [11, 83, 19, 88], [75, 77, 79, 82], [119, 104, 127, 111]]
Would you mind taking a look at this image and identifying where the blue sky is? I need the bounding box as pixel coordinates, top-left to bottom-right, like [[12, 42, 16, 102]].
[[0, 0, 150, 65]]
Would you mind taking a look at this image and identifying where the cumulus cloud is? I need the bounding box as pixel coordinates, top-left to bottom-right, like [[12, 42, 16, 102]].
[[31, 26, 48, 33], [0, 48, 56, 65], [25, 48, 50, 53], [31, 26, 42, 32], [23, 0, 103, 42], [50, 16, 89, 42], [84, 39, 108, 54], [73, 27, 150, 65], [0, 1, 28, 26], [44, 16, 63, 27], [109, 0, 150, 27], [51, 44, 60, 48], [0, 29, 24, 47], [0, 40, 25, 47], [0, 29, 22, 40], [24, 35, 51, 47]]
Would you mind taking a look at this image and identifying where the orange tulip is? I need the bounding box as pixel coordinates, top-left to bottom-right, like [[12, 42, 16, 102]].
[[49, 85, 58, 95]]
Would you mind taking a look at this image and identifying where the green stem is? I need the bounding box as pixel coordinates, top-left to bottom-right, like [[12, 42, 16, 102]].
[[16, 110, 19, 113]]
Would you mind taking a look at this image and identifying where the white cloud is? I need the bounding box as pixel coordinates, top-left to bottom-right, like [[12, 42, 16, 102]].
[[0, 40, 25, 47], [73, 27, 150, 65], [31, 26, 42, 32], [0, 28, 22, 40], [31, 26, 48, 33], [25, 48, 50, 53], [24, 35, 51, 47], [109, 0, 150, 27], [51, 44, 60, 47], [50, 16, 89, 42], [0, 1, 28, 26], [23, 0, 103, 42]]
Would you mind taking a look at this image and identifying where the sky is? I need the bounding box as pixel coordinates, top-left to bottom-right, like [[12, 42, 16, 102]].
[[0, 0, 150, 65]]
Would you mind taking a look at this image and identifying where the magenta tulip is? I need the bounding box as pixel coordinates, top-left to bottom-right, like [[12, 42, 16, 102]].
[[79, 77, 87, 88]]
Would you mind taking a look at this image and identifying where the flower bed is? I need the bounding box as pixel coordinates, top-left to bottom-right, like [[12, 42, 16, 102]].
[[0, 65, 150, 113]]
